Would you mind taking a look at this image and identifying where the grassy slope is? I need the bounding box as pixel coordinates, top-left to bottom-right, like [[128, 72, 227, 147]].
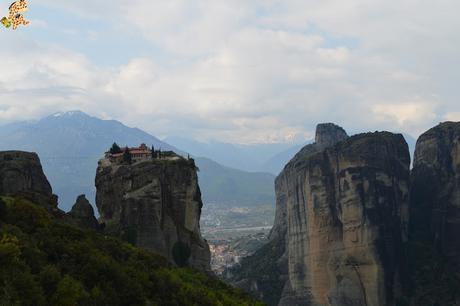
[[0, 197, 264, 306], [196, 157, 275, 206]]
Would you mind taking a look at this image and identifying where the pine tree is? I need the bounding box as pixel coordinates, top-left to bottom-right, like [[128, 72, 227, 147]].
[[123, 148, 132, 164], [110, 143, 122, 154], [151, 145, 155, 159]]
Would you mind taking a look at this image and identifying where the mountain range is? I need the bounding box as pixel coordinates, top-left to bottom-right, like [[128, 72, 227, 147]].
[[0, 111, 277, 210], [164, 136, 306, 174], [0, 111, 417, 211]]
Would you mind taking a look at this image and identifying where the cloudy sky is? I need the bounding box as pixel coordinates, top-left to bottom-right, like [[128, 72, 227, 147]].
[[0, 1, 458, 143]]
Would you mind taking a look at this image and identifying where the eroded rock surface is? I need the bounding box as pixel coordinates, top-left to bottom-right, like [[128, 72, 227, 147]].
[[409, 121, 460, 303], [95, 157, 210, 271], [0, 151, 58, 210], [66, 194, 99, 231], [279, 132, 410, 306], [226, 123, 348, 305], [411, 121, 460, 258]]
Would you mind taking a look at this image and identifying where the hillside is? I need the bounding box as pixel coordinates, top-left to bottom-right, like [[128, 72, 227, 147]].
[[0, 196, 263, 306], [196, 157, 275, 206]]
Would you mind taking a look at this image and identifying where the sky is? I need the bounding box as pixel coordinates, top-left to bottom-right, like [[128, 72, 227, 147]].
[[0, 0, 459, 143]]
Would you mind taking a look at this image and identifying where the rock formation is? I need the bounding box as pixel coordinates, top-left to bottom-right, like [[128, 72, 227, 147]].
[[66, 194, 99, 231], [411, 121, 460, 258], [409, 121, 460, 304], [0, 151, 58, 210], [95, 155, 211, 271], [278, 131, 410, 306], [226, 123, 349, 305]]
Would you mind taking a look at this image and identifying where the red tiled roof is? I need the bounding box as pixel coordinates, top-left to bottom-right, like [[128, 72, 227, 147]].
[[129, 149, 150, 154], [107, 144, 152, 158]]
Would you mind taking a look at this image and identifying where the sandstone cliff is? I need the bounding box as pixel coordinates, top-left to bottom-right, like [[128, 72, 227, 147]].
[[95, 155, 211, 271], [0, 151, 58, 211], [278, 131, 410, 306], [409, 121, 460, 304], [226, 123, 348, 305]]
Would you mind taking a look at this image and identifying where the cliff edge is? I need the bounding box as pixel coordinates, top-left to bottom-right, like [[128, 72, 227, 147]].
[[278, 131, 410, 306], [0, 151, 58, 211], [95, 153, 211, 271]]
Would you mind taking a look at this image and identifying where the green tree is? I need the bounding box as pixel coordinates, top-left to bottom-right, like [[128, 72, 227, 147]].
[[109, 142, 122, 154], [50, 275, 88, 306], [39, 265, 61, 300], [151, 145, 156, 159], [123, 148, 132, 164]]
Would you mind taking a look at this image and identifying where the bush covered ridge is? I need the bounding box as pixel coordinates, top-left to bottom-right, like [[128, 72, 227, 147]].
[[0, 197, 264, 306]]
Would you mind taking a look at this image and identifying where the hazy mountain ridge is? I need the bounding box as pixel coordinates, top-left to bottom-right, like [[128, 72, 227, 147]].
[[164, 136, 304, 174], [0, 111, 275, 210], [196, 157, 275, 206]]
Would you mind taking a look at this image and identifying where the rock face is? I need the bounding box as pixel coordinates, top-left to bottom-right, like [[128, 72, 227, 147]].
[[273, 123, 348, 247], [315, 123, 348, 150], [409, 121, 460, 303], [411, 121, 460, 258], [277, 128, 410, 306], [66, 194, 99, 231], [226, 124, 349, 305], [0, 151, 58, 210], [95, 156, 211, 271]]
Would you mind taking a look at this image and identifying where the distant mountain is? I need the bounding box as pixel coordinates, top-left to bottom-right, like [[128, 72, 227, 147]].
[[260, 141, 313, 175], [195, 157, 275, 206], [0, 111, 177, 210], [0, 111, 275, 210], [164, 136, 300, 173]]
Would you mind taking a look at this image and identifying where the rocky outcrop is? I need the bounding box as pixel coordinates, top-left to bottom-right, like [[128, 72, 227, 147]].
[[226, 123, 349, 305], [278, 131, 410, 306], [66, 194, 99, 231], [95, 156, 210, 271], [0, 151, 58, 210], [409, 121, 460, 304], [314, 123, 348, 150], [411, 121, 460, 258]]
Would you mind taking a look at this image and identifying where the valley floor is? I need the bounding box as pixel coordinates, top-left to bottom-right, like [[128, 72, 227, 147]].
[[200, 204, 274, 274]]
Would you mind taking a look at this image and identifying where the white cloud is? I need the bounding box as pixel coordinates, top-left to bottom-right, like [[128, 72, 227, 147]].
[[372, 100, 438, 135], [444, 112, 460, 122], [1, 0, 459, 143]]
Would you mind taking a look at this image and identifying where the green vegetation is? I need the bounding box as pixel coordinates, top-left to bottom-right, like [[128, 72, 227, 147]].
[[109, 143, 123, 154], [226, 235, 285, 306], [0, 197, 264, 306], [196, 158, 275, 207], [123, 148, 132, 164], [406, 242, 460, 306], [228, 232, 268, 254]]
